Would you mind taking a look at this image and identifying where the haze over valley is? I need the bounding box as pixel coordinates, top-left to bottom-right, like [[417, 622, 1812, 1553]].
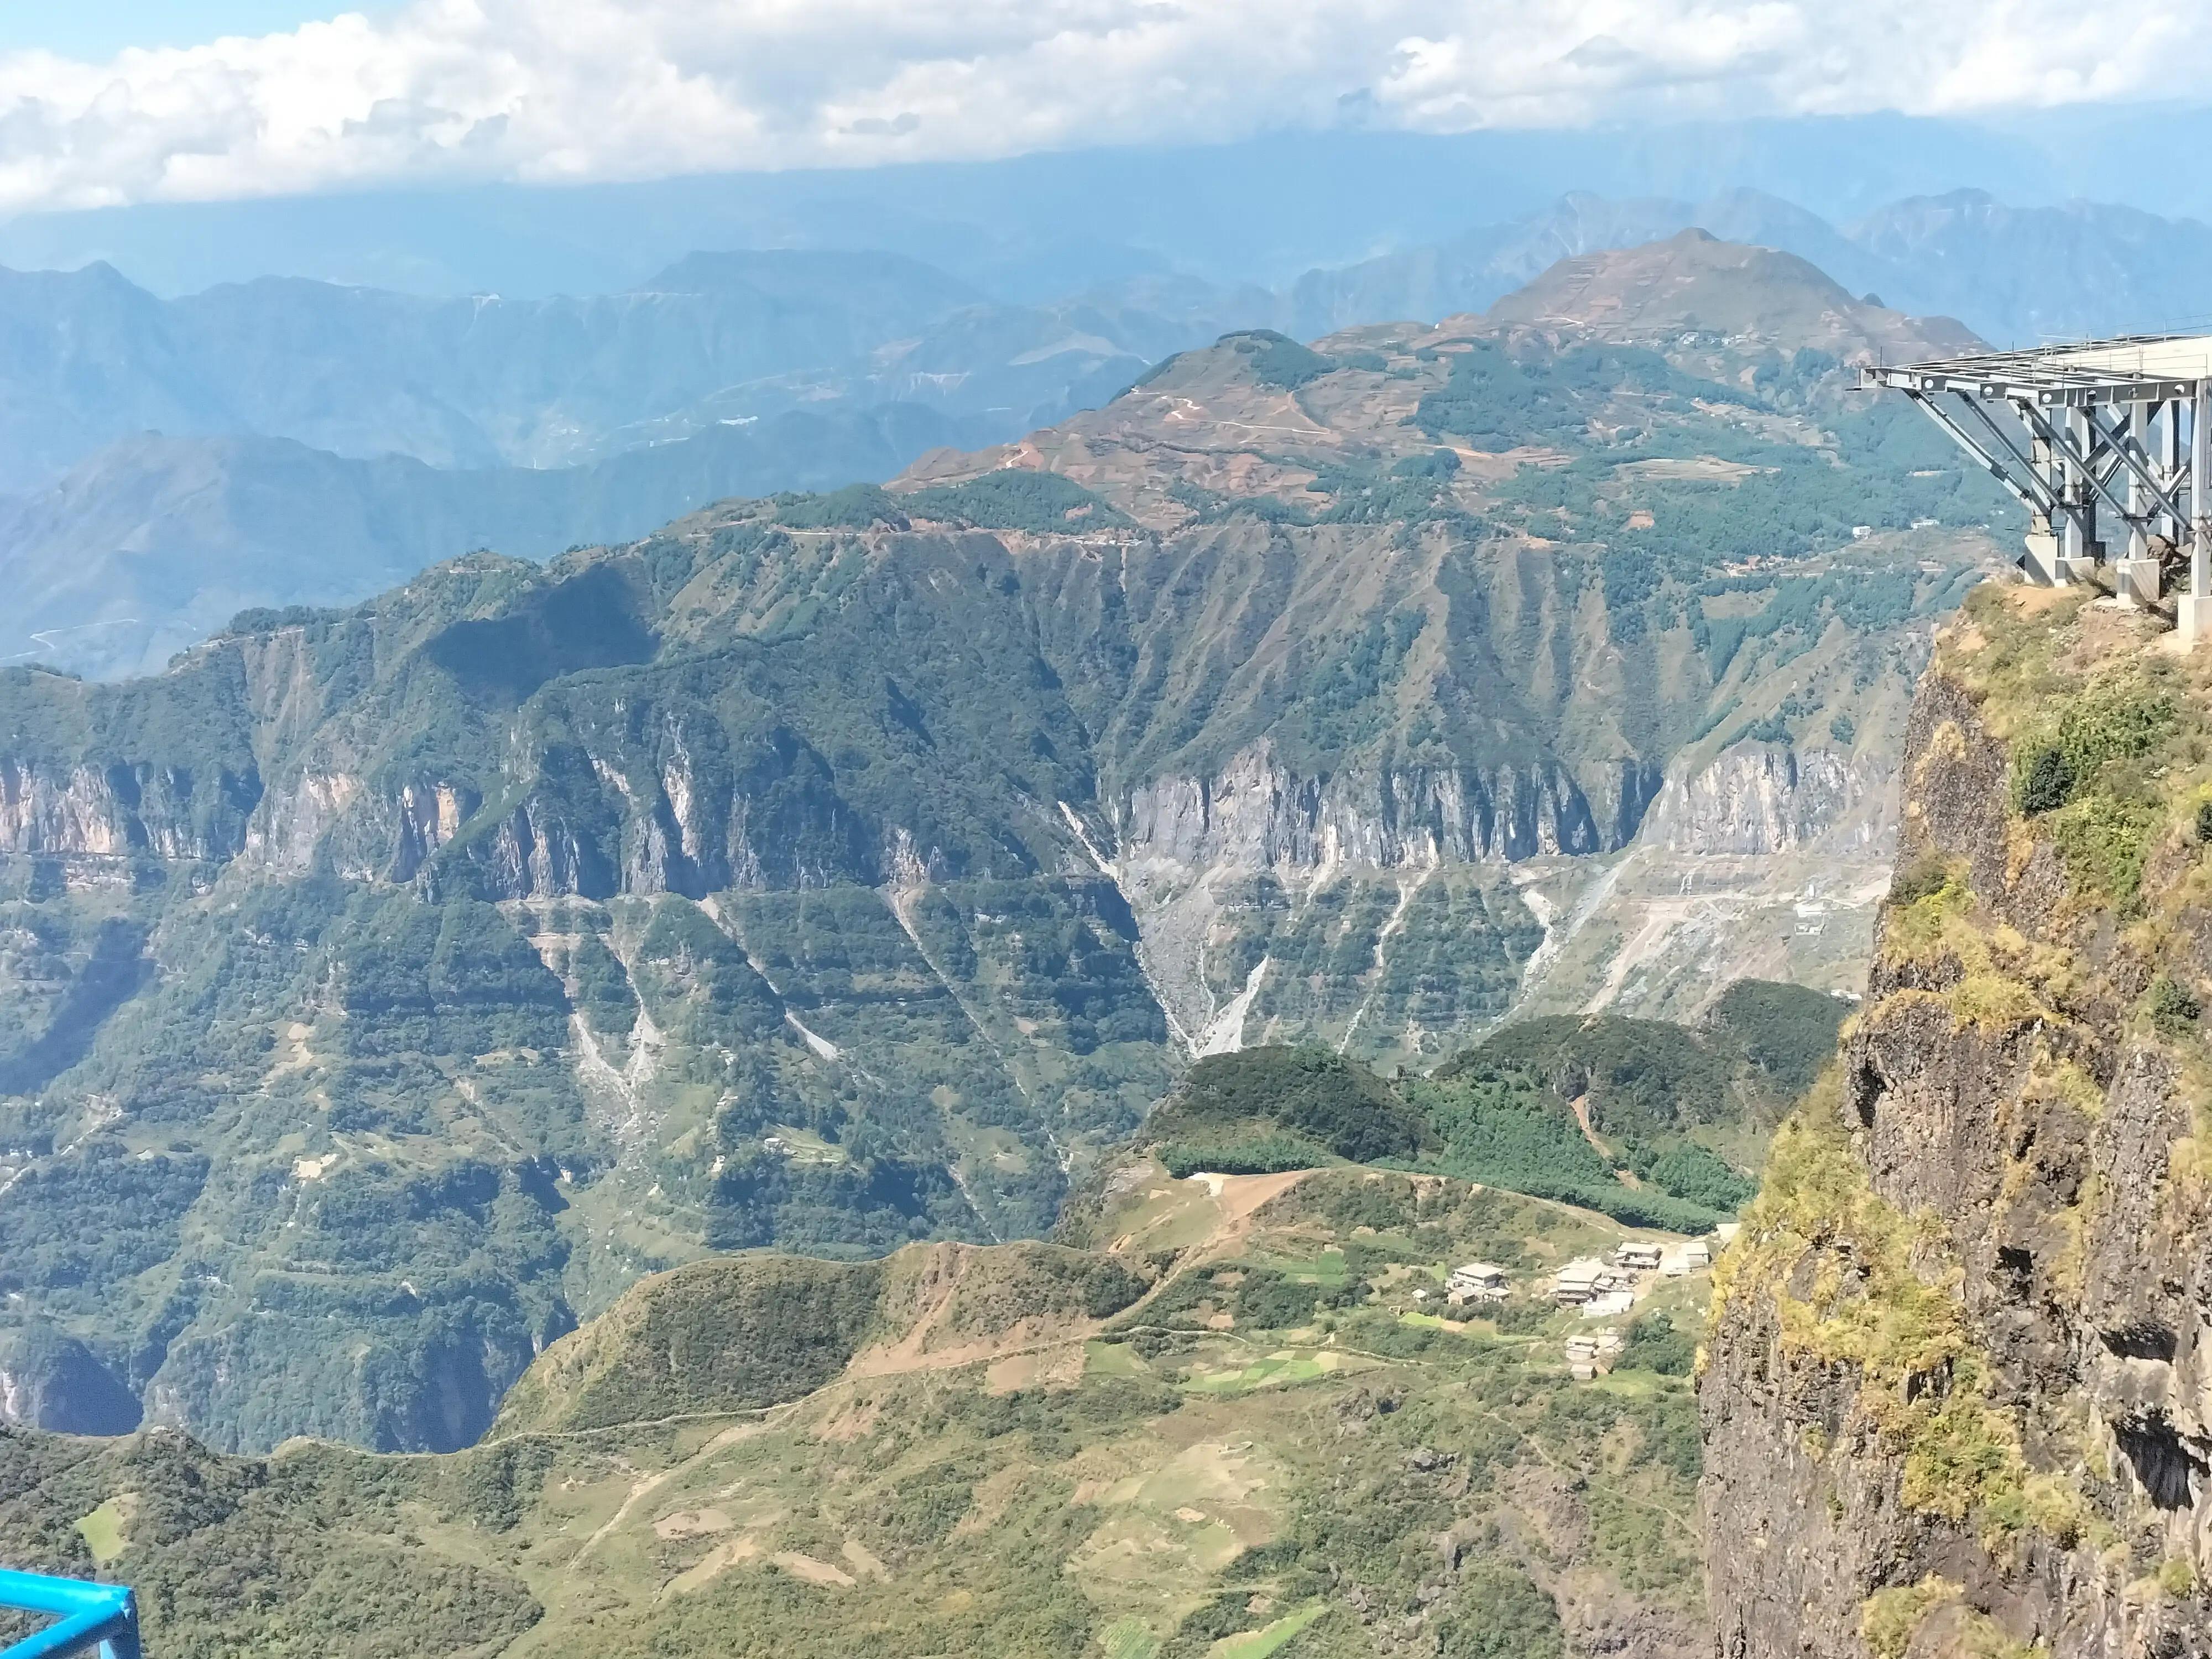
[[13, 161, 2212, 681]]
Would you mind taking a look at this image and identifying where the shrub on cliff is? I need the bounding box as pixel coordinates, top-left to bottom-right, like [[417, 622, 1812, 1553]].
[[2018, 746, 2073, 815], [2148, 974, 2202, 1037]]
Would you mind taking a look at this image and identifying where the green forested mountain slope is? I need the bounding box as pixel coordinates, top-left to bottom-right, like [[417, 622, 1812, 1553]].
[[0, 248, 1997, 1451], [1138, 987, 1830, 1232]]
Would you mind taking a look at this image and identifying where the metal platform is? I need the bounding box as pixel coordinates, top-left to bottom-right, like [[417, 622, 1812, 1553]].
[[0, 1571, 139, 1659], [1863, 334, 2212, 639]]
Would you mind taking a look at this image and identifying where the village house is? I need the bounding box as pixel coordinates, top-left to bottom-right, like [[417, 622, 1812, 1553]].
[[1662, 1239, 1713, 1276], [1446, 1262, 1510, 1306], [1565, 1334, 1601, 1381], [1565, 1327, 1626, 1380], [1551, 1258, 1612, 1304]]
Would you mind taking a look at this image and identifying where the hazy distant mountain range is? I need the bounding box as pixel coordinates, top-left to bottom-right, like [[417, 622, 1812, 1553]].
[[1287, 187, 2212, 346], [0, 410, 983, 680], [2, 174, 2206, 677], [3, 112, 2205, 299], [0, 250, 1216, 491], [0, 254, 1262, 676]]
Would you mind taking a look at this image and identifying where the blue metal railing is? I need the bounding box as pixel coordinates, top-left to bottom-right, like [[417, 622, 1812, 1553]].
[[0, 1572, 139, 1659]]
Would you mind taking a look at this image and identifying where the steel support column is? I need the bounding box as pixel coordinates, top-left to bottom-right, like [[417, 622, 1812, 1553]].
[[2028, 416, 2062, 585], [2128, 402, 2151, 560], [2067, 406, 2097, 572], [2117, 400, 2161, 606], [2187, 383, 2212, 643], [2165, 399, 2185, 542]]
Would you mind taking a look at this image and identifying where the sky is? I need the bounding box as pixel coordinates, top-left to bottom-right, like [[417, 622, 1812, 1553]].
[[0, 1, 2197, 218], [0, 3, 369, 59]]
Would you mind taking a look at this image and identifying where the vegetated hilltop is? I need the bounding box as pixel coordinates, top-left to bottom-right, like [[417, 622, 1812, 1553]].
[[0, 1159, 1719, 1658], [0, 236, 1989, 1454], [1129, 985, 1836, 1237], [1483, 228, 1980, 363], [1701, 583, 2212, 1656], [1138, 1045, 1438, 1174]]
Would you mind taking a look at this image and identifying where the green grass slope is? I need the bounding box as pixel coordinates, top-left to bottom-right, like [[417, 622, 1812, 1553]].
[[0, 1165, 1715, 1659]]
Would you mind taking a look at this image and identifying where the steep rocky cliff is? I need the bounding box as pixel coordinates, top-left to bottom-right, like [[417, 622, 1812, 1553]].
[[1644, 742, 1886, 857], [1702, 582, 2212, 1658]]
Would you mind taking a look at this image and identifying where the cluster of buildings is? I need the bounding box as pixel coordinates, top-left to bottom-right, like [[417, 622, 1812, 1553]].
[[1551, 1257, 1636, 1318], [1420, 1236, 1717, 1322], [1552, 1238, 1711, 1317]]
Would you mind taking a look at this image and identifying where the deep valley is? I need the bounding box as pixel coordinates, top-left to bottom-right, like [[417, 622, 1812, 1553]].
[[0, 233, 2006, 1459]]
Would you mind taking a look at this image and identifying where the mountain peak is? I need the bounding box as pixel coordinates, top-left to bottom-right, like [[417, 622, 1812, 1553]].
[[1487, 232, 1980, 359]]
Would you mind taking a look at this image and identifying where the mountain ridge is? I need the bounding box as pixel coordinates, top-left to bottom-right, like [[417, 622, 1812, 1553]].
[[0, 408, 984, 679], [0, 249, 1999, 1453], [0, 212, 2137, 687], [1481, 228, 1981, 360]]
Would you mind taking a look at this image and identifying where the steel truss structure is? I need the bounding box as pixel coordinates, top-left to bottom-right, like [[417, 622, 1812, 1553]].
[[1864, 335, 2212, 639], [0, 1571, 139, 1659]]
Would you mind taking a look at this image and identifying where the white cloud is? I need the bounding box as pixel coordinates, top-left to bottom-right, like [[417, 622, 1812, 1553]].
[[0, 0, 2197, 215]]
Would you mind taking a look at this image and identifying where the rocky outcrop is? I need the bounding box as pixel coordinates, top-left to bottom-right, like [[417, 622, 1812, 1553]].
[[1701, 590, 2212, 1659], [0, 1325, 142, 1436], [230, 734, 890, 900], [1644, 741, 1892, 856], [1098, 742, 1585, 1055], [0, 758, 258, 862], [1114, 741, 1659, 872], [41, 722, 1662, 911]]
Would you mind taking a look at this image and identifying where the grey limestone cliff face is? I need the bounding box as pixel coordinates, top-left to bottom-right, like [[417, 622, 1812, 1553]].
[[1700, 604, 2212, 1659], [1094, 741, 1647, 1053], [11, 719, 1672, 912], [0, 758, 258, 862], [1644, 741, 1894, 857], [125, 736, 892, 900], [1113, 742, 1662, 871]]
